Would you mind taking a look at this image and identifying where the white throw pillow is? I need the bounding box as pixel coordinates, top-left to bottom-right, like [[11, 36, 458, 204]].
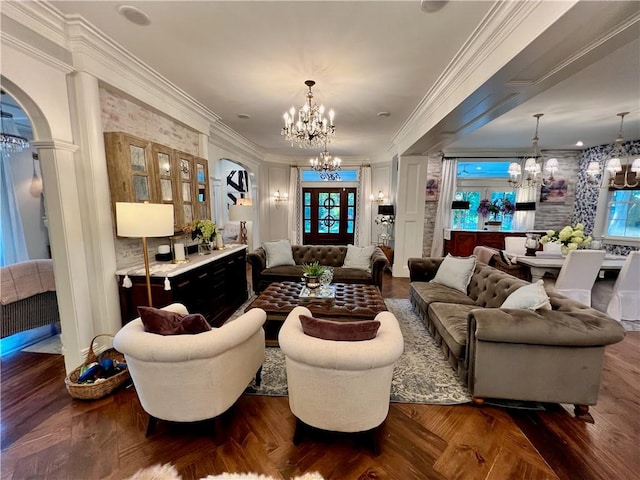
[[500, 280, 552, 311], [430, 254, 476, 293], [263, 239, 295, 268], [343, 245, 376, 272]]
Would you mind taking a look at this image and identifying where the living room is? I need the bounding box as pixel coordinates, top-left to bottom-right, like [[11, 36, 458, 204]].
[[1, 1, 639, 479]]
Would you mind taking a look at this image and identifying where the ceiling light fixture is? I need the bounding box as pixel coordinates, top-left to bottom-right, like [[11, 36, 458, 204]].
[[587, 112, 639, 189], [309, 141, 341, 181], [0, 108, 29, 155], [282, 80, 335, 149], [507, 113, 557, 189], [118, 5, 151, 26]]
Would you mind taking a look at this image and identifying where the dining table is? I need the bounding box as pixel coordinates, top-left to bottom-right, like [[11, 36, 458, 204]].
[[511, 253, 627, 282]]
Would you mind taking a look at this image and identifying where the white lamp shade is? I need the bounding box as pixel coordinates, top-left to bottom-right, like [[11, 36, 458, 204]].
[[606, 157, 622, 174], [229, 204, 253, 222], [524, 158, 538, 172], [116, 202, 174, 238], [545, 158, 559, 172], [586, 161, 601, 175], [508, 162, 521, 175], [631, 158, 640, 173]]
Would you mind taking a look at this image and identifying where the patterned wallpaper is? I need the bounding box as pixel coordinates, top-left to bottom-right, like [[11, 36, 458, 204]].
[[575, 140, 640, 255]]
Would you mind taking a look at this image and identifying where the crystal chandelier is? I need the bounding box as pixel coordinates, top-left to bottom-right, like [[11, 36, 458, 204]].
[[1, 109, 29, 155], [309, 142, 341, 181], [282, 80, 335, 149], [587, 112, 639, 188], [508, 113, 558, 189]]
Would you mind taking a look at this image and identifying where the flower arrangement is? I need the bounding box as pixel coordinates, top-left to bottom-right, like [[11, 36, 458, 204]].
[[540, 223, 592, 255], [375, 215, 395, 225], [183, 219, 218, 242], [477, 198, 516, 218]]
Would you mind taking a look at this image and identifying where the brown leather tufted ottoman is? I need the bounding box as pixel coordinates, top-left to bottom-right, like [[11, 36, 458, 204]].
[[245, 281, 387, 346]]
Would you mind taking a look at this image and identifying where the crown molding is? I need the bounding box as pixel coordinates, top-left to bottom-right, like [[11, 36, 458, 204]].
[[1, 31, 74, 74], [208, 121, 264, 165], [506, 12, 640, 87], [1, 1, 67, 47], [392, 0, 577, 155], [32, 139, 79, 153]]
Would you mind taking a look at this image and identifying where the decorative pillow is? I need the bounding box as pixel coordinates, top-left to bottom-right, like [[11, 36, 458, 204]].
[[342, 244, 376, 272], [300, 314, 380, 341], [263, 239, 295, 268], [500, 280, 552, 311], [137, 306, 211, 335], [430, 254, 476, 293]]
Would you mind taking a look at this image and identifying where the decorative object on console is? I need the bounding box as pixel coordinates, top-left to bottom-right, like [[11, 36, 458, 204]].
[[281, 80, 335, 149], [507, 113, 559, 189], [376, 204, 395, 243], [229, 204, 253, 244], [183, 218, 218, 255], [524, 233, 541, 256], [587, 112, 640, 188], [116, 202, 174, 307], [539, 223, 592, 255]]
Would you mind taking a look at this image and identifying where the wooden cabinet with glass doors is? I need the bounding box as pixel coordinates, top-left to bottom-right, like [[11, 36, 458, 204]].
[[104, 132, 210, 230]]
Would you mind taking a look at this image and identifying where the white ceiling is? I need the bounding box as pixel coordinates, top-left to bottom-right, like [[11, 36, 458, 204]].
[[9, 1, 640, 159]]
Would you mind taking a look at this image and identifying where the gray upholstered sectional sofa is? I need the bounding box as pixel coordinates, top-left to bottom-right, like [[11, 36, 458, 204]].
[[408, 257, 625, 417], [248, 245, 388, 294]]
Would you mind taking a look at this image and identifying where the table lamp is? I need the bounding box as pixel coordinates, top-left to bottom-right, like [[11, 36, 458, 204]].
[[229, 204, 253, 244], [116, 202, 174, 307]]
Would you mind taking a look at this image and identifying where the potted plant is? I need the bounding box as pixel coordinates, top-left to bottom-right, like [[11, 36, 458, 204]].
[[540, 223, 592, 255], [301, 261, 326, 290], [183, 219, 219, 255], [477, 198, 516, 231]]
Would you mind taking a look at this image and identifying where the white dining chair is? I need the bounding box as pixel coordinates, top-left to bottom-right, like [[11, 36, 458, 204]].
[[504, 236, 527, 255], [592, 251, 640, 321], [544, 250, 606, 306]]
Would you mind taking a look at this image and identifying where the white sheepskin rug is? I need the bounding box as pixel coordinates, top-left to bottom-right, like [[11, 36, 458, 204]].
[[126, 464, 324, 480]]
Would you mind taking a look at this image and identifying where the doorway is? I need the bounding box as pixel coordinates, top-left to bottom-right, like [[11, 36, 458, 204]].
[[302, 187, 356, 245]]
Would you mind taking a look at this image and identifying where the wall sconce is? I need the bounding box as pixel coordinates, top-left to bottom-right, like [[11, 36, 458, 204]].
[[274, 190, 288, 203], [369, 190, 385, 203]]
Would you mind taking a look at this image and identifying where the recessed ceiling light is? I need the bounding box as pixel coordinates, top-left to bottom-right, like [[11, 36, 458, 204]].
[[377, 111, 391, 117], [576, 140, 584, 147], [237, 114, 251, 119], [420, 1, 448, 13], [118, 5, 151, 26]]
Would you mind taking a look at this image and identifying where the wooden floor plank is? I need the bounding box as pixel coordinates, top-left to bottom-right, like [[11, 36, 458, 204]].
[[1, 273, 638, 480]]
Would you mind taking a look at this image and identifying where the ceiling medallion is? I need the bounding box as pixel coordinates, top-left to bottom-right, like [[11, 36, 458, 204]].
[[281, 80, 335, 149]]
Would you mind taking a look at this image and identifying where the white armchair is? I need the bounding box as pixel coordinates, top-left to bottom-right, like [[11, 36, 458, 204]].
[[113, 303, 266, 434], [592, 252, 640, 321], [278, 306, 403, 455], [544, 250, 606, 306]]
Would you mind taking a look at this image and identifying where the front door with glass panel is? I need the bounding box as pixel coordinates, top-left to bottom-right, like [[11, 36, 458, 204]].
[[303, 188, 356, 245]]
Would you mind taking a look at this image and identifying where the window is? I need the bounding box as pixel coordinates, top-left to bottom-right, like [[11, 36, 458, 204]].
[[606, 190, 640, 238], [454, 160, 519, 231]]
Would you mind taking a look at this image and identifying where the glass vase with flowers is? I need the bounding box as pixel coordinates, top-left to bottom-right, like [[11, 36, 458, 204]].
[[183, 219, 219, 255], [540, 223, 592, 255]]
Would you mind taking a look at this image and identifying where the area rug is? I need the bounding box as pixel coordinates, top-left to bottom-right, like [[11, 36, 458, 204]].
[[242, 298, 472, 404], [126, 464, 324, 480]]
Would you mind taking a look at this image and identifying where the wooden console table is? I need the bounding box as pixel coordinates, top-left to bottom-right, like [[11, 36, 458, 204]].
[[116, 245, 247, 327], [444, 230, 543, 257]]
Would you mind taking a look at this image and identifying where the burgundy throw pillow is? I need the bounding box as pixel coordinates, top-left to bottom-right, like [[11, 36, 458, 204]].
[[299, 314, 380, 341], [137, 306, 211, 335]]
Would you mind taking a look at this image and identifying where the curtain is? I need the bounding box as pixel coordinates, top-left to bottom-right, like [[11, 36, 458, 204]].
[[1, 154, 29, 266], [357, 165, 372, 246], [287, 166, 301, 245], [431, 157, 457, 258], [513, 185, 537, 231]]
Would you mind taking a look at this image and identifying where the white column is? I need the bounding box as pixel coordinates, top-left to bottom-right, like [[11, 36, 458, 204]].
[[393, 156, 428, 277], [67, 71, 121, 337], [32, 140, 93, 373]]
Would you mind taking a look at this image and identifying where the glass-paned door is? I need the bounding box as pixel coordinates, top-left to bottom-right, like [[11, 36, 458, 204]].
[[303, 188, 356, 245]]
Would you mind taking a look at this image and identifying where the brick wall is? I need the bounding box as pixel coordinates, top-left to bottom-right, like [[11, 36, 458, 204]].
[[100, 87, 201, 268]]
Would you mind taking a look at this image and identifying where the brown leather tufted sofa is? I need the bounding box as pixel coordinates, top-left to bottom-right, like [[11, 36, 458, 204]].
[[408, 257, 625, 417], [247, 245, 388, 294]]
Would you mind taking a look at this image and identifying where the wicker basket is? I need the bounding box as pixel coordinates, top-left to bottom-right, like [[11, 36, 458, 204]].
[[65, 334, 130, 400]]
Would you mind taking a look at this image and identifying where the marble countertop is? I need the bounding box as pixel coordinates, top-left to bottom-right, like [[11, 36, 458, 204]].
[[115, 244, 247, 278]]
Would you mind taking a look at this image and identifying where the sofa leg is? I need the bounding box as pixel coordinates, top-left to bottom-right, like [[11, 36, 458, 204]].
[[293, 418, 306, 445], [146, 415, 157, 437], [574, 405, 595, 423], [364, 426, 382, 457], [255, 365, 263, 387], [472, 397, 485, 406]]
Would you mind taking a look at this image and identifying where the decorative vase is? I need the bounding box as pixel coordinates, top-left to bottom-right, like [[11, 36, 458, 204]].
[[485, 221, 502, 232], [543, 242, 562, 256], [198, 239, 213, 255], [302, 273, 322, 291]]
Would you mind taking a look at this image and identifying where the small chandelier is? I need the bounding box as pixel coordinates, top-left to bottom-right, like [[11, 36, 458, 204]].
[[282, 80, 335, 149], [309, 142, 341, 181], [1, 108, 29, 155], [587, 112, 639, 188], [508, 113, 558, 189]]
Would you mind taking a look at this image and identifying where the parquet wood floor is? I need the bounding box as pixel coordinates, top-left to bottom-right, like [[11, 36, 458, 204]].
[[1, 273, 638, 480]]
